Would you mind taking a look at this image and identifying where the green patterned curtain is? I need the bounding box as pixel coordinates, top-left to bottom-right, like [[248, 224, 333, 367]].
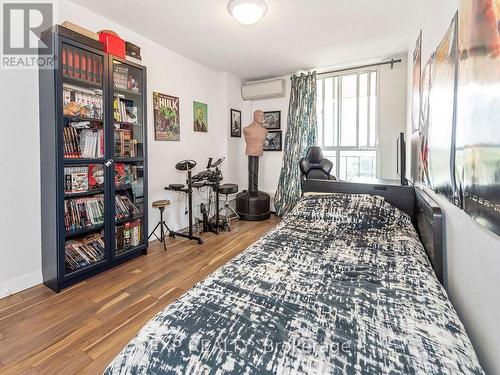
[[274, 72, 317, 216]]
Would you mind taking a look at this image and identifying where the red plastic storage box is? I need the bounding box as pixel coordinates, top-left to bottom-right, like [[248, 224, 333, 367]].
[[98, 31, 125, 58]]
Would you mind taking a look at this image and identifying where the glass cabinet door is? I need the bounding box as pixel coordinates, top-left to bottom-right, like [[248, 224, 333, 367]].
[[112, 60, 144, 159], [63, 163, 107, 275], [61, 43, 105, 161], [61, 42, 108, 276], [111, 58, 146, 257], [114, 162, 145, 256]]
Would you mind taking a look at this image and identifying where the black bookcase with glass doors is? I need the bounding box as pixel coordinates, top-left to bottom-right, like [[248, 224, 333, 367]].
[[39, 28, 148, 292]]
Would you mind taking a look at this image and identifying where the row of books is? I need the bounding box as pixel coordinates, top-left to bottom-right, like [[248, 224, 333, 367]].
[[115, 194, 141, 220], [116, 219, 142, 254], [63, 128, 141, 159], [114, 97, 138, 123], [64, 195, 105, 232], [65, 194, 141, 232], [114, 129, 138, 157], [62, 45, 103, 84], [63, 127, 80, 158], [64, 164, 139, 194], [81, 129, 105, 158], [65, 234, 105, 272], [63, 127, 104, 159]]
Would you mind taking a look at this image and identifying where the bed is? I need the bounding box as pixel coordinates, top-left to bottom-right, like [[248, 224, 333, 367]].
[[105, 182, 483, 374]]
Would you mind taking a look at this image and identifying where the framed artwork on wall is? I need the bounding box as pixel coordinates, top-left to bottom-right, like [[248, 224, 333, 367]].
[[456, 0, 500, 236], [230, 109, 241, 137], [263, 111, 281, 129], [413, 2, 500, 237], [418, 55, 434, 187], [153, 92, 180, 141], [427, 14, 458, 204], [411, 31, 422, 133], [264, 130, 282, 151], [193, 101, 208, 132]]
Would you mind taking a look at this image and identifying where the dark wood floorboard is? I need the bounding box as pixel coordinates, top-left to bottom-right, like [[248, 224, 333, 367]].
[[0, 216, 280, 374]]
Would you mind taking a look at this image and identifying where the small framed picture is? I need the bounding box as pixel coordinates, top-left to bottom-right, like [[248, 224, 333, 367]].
[[264, 130, 282, 151], [263, 111, 281, 129], [193, 101, 208, 132], [230, 109, 241, 137]]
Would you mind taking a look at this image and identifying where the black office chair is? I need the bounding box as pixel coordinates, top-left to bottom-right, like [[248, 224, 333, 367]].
[[299, 146, 336, 181]]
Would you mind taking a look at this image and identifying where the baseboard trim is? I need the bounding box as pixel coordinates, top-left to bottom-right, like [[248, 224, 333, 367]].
[[0, 271, 43, 299]]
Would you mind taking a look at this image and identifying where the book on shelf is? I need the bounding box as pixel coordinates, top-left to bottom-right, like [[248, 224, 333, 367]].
[[116, 219, 142, 253], [113, 65, 128, 90], [88, 164, 104, 189], [74, 49, 80, 79], [64, 166, 88, 193], [113, 97, 138, 123], [114, 128, 137, 157], [62, 45, 102, 84], [65, 233, 105, 272], [80, 50, 86, 81], [115, 163, 138, 187], [113, 64, 141, 93], [67, 46, 73, 77], [115, 194, 141, 219], [62, 46, 67, 76], [64, 194, 105, 232], [63, 85, 103, 120]]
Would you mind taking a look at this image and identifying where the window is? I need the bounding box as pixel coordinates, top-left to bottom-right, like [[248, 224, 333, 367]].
[[317, 70, 378, 180]]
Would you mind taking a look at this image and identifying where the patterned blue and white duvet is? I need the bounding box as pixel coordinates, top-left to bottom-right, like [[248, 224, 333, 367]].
[[105, 193, 483, 374]]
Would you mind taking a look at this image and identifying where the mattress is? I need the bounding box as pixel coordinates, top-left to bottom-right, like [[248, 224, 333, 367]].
[[105, 193, 483, 374]]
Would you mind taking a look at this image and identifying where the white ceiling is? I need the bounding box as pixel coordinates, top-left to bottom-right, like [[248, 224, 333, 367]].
[[70, 0, 426, 81]]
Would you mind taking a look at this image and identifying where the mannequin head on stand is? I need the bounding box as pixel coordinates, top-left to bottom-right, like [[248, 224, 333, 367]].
[[253, 109, 264, 125]]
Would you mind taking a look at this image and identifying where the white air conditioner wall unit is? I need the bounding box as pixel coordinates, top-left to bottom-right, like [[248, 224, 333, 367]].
[[242, 78, 286, 101]]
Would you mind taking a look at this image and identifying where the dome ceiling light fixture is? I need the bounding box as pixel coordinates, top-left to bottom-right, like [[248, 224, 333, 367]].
[[227, 0, 268, 26]]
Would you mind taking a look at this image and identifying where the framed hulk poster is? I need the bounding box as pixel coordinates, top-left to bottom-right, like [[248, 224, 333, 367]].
[[153, 92, 180, 141]]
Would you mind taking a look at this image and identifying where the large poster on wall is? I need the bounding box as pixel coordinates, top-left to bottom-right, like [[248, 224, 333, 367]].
[[153, 92, 180, 141], [418, 56, 434, 186], [412, 32, 422, 133], [427, 14, 459, 204], [457, 0, 500, 236]]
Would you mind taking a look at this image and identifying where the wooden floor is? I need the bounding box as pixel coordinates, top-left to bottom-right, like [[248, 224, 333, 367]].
[[0, 216, 280, 374]]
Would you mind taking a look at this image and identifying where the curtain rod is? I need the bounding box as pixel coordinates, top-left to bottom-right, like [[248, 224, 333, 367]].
[[317, 58, 402, 76]]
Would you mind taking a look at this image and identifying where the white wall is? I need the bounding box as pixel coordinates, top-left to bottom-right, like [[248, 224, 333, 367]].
[[0, 62, 42, 296], [378, 57, 408, 180], [224, 73, 252, 190], [0, 0, 241, 297], [404, 1, 500, 373]]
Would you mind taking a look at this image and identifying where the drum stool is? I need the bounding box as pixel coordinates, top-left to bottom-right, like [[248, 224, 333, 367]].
[[218, 183, 239, 230], [148, 199, 174, 251]]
